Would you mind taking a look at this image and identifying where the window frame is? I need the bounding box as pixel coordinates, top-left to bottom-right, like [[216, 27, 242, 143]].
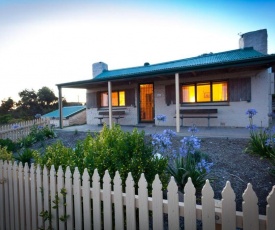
[[181, 81, 228, 104]]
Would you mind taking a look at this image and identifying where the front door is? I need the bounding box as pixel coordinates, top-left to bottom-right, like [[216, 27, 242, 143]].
[[139, 84, 154, 122]]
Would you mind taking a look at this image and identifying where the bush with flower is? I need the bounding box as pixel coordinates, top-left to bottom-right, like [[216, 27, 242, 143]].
[[151, 116, 213, 192], [245, 108, 275, 158]]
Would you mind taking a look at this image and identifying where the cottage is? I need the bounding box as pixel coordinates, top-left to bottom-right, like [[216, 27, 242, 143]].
[[57, 29, 275, 131], [42, 106, 86, 127]]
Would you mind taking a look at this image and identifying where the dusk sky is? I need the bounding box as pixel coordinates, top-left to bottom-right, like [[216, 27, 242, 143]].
[[0, 0, 274, 104]]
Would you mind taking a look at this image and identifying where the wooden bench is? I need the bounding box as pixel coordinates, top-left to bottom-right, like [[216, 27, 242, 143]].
[[95, 110, 126, 125], [174, 109, 218, 127]]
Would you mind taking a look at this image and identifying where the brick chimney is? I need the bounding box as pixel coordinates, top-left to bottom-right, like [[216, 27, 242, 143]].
[[92, 62, 108, 78], [239, 29, 267, 54]]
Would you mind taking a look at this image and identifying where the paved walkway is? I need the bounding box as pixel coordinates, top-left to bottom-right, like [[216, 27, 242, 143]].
[[59, 124, 250, 139]]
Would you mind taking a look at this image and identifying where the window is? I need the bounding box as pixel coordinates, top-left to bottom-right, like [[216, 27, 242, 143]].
[[100, 91, 125, 107], [182, 85, 195, 102], [182, 81, 228, 103]]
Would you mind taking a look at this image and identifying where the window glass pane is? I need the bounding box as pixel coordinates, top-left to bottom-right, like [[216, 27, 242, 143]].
[[119, 91, 125, 106], [101, 92, 108, 106], [182, 85, 195, 102], [212, 82, 227, 101], [112, 92, 118, 106], [196, 83, 210, 102]]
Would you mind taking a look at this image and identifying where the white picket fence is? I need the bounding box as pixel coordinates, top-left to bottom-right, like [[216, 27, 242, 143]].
[[0, 160, 275, 230], [0, 118, 50, 142]]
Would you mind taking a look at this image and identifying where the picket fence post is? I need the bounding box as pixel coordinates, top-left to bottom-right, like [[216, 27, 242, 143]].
[[168, 177, 179, 230], [221, 181, 236, 230], [267, 186, 275, 230], [202, 179, 215, 229], [65, 166, 74, 230], [43, 165, 50, 229], [36, 165, 43, 229], [0, 160, 5, 230], [18, 162, 25, 230], [30, 163, 37, 230], [12, 162, 20, 230], [3, 161, 10, 230], [114, 171, 124, 229], [152, 174, 163, 230], [243, 183, 259, 230], [138, 173, 149, 230], [8, 161, 15, 230], [73, 167, 83, 230], [92, 169, 101, 230], [103, 170, 112, 229], [126, 172, 136, 230], [50, 165, 58, 230], [57, 166, 66, 230], [82, 168, 92, 230]]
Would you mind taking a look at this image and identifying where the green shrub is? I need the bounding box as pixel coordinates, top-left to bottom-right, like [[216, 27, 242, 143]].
[[79, 125, 168, 191], [33, 141, 75, 171], [0, 138, 18, 152], [19, 124, 56, 148], [245, 109, 275, 158], [19, 135, 35, 148], [0, 146, 13, 162], [14, 148, 37, 167], [42, 125, 56, 139], [34, 124, 168, 192]]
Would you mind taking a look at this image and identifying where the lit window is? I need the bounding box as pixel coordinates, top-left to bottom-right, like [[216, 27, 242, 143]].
[[119, 91, 125, 106], [197, 83, 210, 102], [182, 81, 228, 103], [182, 85, 195, 102], [101, 92, 108, 106], [100, 91, 125, 107], [212, 82, 227, 101], [112, 92, 118, 106]]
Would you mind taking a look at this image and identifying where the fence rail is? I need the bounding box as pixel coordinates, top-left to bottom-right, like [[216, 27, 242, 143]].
[[0, 160, 275, 230], [0, 118, 50, 142]]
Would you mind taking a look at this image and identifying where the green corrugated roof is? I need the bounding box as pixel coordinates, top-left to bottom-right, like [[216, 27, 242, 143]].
[[94, 47, 267, 80], [42, 106, 85, 119]]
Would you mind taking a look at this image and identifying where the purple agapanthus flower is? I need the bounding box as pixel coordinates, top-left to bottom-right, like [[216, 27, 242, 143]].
[[246, 124, 257, 131], [266, 137, 275, 147], [179, 136, 201, 157], [268, 112, 275, 118], [35, 114, 41, 119], [197, 159, 213, 173], [188, 125, 199, 135], [155, 114, 167, 122], [152, 129, 177, 157], [246, 109, 257, 118], [163, 129, 176, 138], [12, 124, 20, 129]]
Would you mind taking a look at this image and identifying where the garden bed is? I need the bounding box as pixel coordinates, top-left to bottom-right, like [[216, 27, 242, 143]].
[[30, 130, 275, 215]]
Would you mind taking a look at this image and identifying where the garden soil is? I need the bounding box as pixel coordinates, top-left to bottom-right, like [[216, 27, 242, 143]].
[[32, 130, 275, 215]]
